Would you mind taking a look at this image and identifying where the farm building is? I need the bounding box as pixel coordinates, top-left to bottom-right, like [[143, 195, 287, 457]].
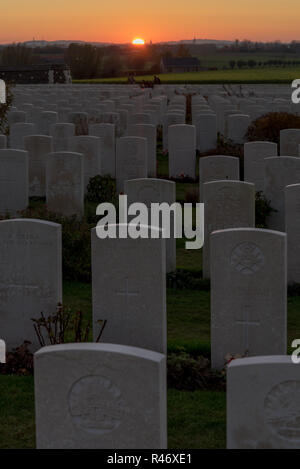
[[160, 57, 201, 73], [0, 63, 72, 84]]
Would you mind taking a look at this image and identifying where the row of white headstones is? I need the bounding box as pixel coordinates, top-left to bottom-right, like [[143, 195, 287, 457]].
[[1, 83, 300, 448]]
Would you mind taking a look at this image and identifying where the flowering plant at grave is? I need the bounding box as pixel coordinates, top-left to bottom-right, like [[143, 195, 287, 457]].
[[0, 341, 33, 376], [162, 150, 168, 156], [32, 303, 107, 346]]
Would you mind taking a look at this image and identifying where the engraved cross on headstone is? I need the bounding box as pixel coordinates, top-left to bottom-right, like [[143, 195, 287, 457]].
[[235, 306, 260, 351], [116, 278, 139, 303]]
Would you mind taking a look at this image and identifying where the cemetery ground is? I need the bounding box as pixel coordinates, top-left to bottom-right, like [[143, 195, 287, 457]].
[[2, 144, 300, 450], [74, 67, 300, 85]]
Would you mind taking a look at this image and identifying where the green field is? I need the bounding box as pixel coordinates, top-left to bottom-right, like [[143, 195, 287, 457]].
[[74, 67, 300, 84]]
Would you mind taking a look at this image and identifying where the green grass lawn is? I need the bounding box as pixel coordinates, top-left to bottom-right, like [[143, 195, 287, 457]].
[[0, 376, 226, 449], [73, 67, 300, 84]]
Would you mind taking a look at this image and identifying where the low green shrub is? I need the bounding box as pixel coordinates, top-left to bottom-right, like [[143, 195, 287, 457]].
[[167, 350, 225, 391], [255, 191, 276, 228], [86, 174, 117, 204], [246, 112, 300, 144]]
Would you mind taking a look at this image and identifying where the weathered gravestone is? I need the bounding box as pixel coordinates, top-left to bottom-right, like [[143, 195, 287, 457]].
[[227, 356, 300, 449], [69, 136, 101, 189], [10, 123, 36, 149], [0, 219, 62, 351], [46, 152, 84, 217], [265, 156, 300, 231], [35, 343, 167, 449], [244, 141, 278, 192], [280, 129, 300, 157], [50, 123, 75, 152], [0, 149, 29, 214], [211, 228, 287, 370], [89, 123, 115, 177], [199, 155, 240, 201], [126, 124, 157, 177], [203, 181, 255, 278], [285, 183, 300, 283], [124, 178, 176, 272], [91, 226, 166, 353], [168, 124, 196, 179], [116, 137, 147, 193], [24, 135, 53, 197]]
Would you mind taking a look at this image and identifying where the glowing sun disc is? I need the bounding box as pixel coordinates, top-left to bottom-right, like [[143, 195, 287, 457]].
[[132, 38, 145, 45]]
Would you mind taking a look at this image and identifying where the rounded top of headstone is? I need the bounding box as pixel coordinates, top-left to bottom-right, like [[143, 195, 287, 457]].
[[35, 342, 165, 362], [228, 355, 292, 369]]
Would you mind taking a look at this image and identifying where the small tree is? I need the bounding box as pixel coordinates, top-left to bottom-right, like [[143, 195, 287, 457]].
[[1, 44, 34, 66]]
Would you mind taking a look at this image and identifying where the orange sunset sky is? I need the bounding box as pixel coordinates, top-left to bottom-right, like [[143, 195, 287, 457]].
[[2, 0, 300, 44]]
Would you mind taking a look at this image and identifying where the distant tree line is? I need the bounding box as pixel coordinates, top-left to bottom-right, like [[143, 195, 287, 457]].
[[229, 59, 300, 70], [1, 40, 300, 79]]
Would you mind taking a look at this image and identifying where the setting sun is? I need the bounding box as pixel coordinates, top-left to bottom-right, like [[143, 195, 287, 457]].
[[132, 38, 145, 45]]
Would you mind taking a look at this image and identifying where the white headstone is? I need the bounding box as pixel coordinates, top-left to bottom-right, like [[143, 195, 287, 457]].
[[168, 124, 196, 179], [91, 226, 166, 353], [126, 124, 157, 177], [0, 149, 29, 214], [124, 178, 176, 272], [199, 155, 240, 201], [203, 180, 255, 278], [211, 228, 287, 370], [69, 136, 101, 189], [38, 111, 58, 136], [227, 356, 300, 449], [10, 123, 36, 149], [265, 156, 300, 230], [162, 113, 185, 151], [227, 114, 250, 144], [244, 141, 278, 192], [196, 114, 217, 153], [116, 137, 147, 193], [0, 219, 62, 350], [50, 123, 75, 152], [280, 129, 300, 156], [35, 342, 167, 449], [89, 123, 115, 177], [46, 151, 84, 217], [24, 135, 53, 197]]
